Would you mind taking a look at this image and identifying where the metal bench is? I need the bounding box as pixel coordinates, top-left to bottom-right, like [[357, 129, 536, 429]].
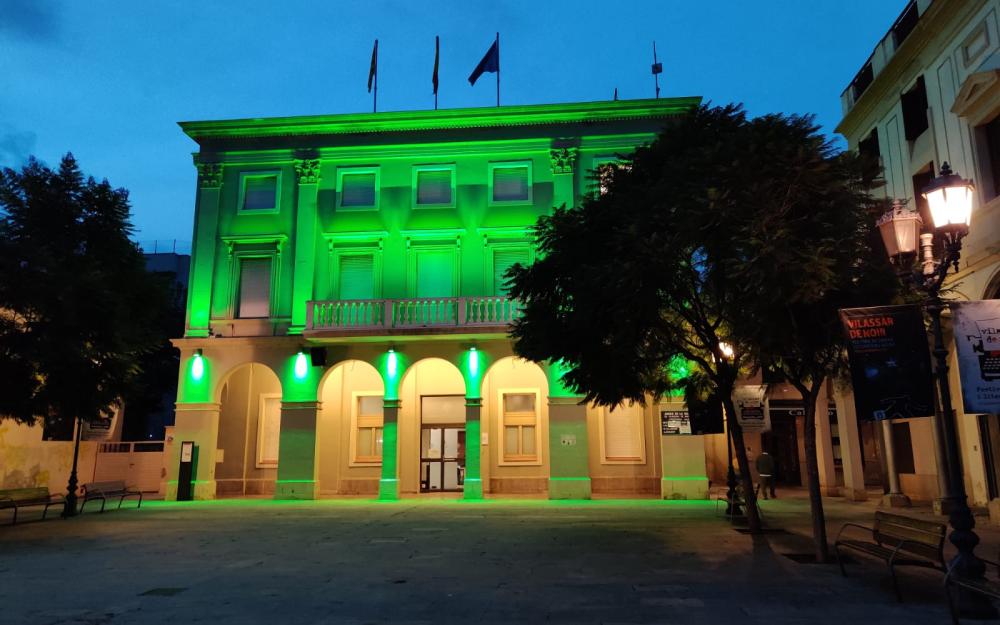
[[945, 555, 1000, 624], [0, 487, 65, 525], [80, 480, 143, 513], [835, 510, 946, 601]]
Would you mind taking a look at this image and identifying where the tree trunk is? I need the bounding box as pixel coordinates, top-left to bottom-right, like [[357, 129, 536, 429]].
[[721, 393, 762, 533], [799, 382, 830, 563]]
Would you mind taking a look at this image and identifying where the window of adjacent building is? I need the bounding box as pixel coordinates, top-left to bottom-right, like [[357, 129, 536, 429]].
[[857, 127, 881, 167], [415, 249, 455, 298], [891, 1, 919, 50], [339, 169, 379, 209], [492, 247, 530, 295], [501, 391, 539, 463], [338, 254, 375, 300], [239, 172, 279, 213], [237, 258, 271, 318], [414, 166, 455, 207], [602, 403, 645, 463], [983, 115, 1000, 199], [852, 62, 874, 103], [256, 394, 281, 468], [901, 76, 929, 142], [891, 421, 916, 474], [490, 162, 532, 203], [354, 394, 384, 463]]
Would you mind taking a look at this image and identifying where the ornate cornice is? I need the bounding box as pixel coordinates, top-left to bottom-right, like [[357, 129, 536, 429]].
[[197, 162, 223, 189], [549, 147, 577, 174], [294, 158, 321, 184]]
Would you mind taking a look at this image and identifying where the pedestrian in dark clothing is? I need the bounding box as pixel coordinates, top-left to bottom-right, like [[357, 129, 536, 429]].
[[755, 451, 776, 499]]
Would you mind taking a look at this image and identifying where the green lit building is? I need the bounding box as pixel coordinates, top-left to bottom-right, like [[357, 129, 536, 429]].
[[169, 97, 712, 501]]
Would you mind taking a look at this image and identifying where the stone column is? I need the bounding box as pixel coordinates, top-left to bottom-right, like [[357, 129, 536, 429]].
[[275, 400, 320, 499], [550, 146, 577, 209], [289, 159, 321, 334], [185, 162, 223, 338], [168, 402, 221, 500], [881, 419, 911, 507], [833, 386, 867, 501], [378, 399, 401, 500], [814, 385, 839, 496], [464, 398, 483, 500]]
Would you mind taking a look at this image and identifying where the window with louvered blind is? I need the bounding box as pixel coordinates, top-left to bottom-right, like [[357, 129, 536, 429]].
[[490, 162, 531, 203], [602, 403, 645, 463], [239, 172, 280, 212], [414, 167, 454, 207], [339, 169, 378, 209], [237, 258, 271, 318], [256, 394, 282, 468], [338, 254, 375, 300], [492, 247, 530, 295]]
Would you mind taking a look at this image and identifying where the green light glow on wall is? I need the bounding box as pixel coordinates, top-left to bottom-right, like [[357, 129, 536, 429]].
[[460, 346, 486, 399], [191, 352, 205, 381], [469, 347, 479, 376], [377, 349, 406, 401], [294, 350, 309, 379], [546, 359, 577, 398], [387, 349, 398, 378], [179, 350, 211, 403], [281, 350, 319, 403]]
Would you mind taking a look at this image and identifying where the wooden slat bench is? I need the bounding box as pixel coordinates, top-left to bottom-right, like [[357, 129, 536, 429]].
[[834, 510, 946, 601], [0, 487, 65, 525], [80, 480, 143, 514], [945, 556, 1000, 624]]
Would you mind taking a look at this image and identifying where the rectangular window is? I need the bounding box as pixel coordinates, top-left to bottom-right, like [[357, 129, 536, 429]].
[[901, 76, 929, 142], [338, 254, 375, 300], [857, 128, 880, 165], [603, 403, 645, 463], [891, 421, 916, 474], [984, 116, 1000, 199], [501, 392, 538, 463], [891, 1, 919, 50], [339, 170, 378, 209], [415, 167, 454, 207], [354, 395, 384, 463], [240, 173, 279, 212], [238, 258, 271, 318], [490, 163, 531, 203], [257, 394, 281, 468], [415, 249, 454, 298], [492, 247, 530, 295]]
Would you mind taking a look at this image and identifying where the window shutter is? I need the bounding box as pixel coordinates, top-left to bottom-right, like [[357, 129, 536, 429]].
[[415, 250, 453, 298], [493, 166, 529, 202], [341, 172, 377, 207], [604, 404, 642, 460], [259, 396, 282, 466], [338, 254, 375, 300], [493, 248, 530, 295], [238, 258, 271, 318], [416, 169, 452, 205], [243, 175, 278, 211]]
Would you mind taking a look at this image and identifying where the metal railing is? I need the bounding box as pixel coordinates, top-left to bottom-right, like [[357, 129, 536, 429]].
[[307, 296, 522, 332]]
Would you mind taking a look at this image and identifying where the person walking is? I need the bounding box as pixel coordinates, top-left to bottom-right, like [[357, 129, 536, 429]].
[[756, 451, 776, 500]]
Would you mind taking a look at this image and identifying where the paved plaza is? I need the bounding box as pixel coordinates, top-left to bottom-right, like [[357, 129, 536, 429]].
[[2, 492, 996, 624]]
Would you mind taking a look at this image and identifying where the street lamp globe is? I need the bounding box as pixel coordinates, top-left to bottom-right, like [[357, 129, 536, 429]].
[[922, 162, 974, 238], [876, 199, 922, 262]]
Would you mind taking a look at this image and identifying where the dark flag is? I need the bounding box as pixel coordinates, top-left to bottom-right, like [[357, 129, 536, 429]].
[[468, 37, 499, 86], [368, 39, 378, 93], [433, 36, 440, 95]]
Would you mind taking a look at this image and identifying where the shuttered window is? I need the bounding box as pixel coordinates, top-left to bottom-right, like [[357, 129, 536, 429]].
[[415, 250, 453, 298], [416, 169, 453, 206], [502, 392, 538, 462], [340, 172, 377, 208], [238, 258, 271, 318], [603, 403, 644, 462], [492, 248, 530, 295], [242, 174, 278, 211], [338, 254, 375, 300], [355, 395, 384, 463], [492, 165, 530, 202], [257, 395, 281, 467]]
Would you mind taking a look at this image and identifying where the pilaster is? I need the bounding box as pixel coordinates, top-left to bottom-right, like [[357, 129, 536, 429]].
[[814, 386, 839, 497], [547, 396, 591, 499], [659, 401, 710, 499], [185, 161, 223, 338], [289, 159, 321, 334], [464, 398, 483, 500], [378, 398, 401, 500], [275, 400, 321, 499], [168, 402, 221, 500], [833, 386, 868, 501], [549, 146, 577, 210]]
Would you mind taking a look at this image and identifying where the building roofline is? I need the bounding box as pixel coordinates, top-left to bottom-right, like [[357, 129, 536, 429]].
[[178, 97, 702, 141]]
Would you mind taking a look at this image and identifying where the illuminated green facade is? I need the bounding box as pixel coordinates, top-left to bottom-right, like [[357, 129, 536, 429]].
[[169, 97, 706, 502]]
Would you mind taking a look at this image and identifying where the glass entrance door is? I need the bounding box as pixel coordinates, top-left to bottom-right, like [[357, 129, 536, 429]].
[[420, 427, 466, 492]]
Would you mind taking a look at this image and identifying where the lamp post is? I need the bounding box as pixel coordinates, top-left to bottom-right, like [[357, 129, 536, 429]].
[[718, 342, 742, 518], [877, 163, 991, 614]]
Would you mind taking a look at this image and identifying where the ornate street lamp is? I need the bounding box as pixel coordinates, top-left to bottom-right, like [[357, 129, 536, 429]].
[[717, 342, 742, 518], [877, 162, 990, 615]]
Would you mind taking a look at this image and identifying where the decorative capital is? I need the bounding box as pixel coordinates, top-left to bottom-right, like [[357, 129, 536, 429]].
[[294, 159, 321, 184], [549, 147, 577, 175], [197, 163, 223, 189]]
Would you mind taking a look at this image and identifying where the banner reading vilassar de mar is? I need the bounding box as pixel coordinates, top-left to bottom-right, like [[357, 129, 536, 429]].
[[839, 305, 935, 421], [952, 300, 1000, 414]]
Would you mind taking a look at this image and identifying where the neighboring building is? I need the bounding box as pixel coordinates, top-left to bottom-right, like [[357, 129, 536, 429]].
[[838, 0, 1000, 509], [168, 98, 742, 501]]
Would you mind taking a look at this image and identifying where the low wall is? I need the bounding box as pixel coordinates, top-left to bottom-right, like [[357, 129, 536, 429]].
[[0, 419, 99, 494]]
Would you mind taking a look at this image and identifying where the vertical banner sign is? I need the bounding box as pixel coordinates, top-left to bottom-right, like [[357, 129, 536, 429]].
[[839, 305, 935, 421], [951, 300, 1000, 414], [733, 385, 770, 433]]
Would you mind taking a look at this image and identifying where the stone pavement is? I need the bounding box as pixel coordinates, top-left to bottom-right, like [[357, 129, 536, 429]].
[[1, 491, 996, 624]]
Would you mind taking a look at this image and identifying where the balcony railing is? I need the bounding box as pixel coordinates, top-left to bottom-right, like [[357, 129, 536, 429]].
[[306, 296, 522, 333]]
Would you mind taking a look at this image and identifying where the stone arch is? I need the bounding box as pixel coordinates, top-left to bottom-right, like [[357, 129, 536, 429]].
[[984, 267, 1000, 299]]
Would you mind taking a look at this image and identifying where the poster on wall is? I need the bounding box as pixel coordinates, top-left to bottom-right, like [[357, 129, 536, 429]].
[[660, 410, 692, 435], [733, 385, 770, 433], [839, 304, 935, 421], [951, 300, 1000, 414]]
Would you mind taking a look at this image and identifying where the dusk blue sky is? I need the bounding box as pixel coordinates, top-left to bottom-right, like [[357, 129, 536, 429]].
[[1, 1, 905, 244]]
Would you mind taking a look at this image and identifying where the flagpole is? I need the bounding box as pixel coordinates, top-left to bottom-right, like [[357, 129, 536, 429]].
[[495, 32, 500, 107]]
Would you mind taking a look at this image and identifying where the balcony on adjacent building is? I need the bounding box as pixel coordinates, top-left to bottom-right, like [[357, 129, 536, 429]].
[[305, 296, 522, 338]]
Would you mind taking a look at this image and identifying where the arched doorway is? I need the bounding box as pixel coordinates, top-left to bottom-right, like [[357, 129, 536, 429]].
[[317, 359, 385, 495], [215, 363, 282, 497]]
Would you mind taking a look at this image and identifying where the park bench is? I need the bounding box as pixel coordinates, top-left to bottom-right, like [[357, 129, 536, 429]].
[[945, 555, 1000, 624], [0, 487, 65, 525], [80, 480, 143, 514], [834, 510, 946, 601]]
